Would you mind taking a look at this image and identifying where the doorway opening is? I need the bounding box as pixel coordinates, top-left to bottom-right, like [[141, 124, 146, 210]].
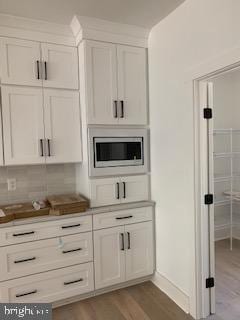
[[198, 66, 240, 319]]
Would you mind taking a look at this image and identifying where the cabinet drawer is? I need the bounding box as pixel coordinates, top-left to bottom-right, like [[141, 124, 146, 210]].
[[0, 263, 94, 303], [0, 215, 92, 247], [93, 207, 153, 230], [0, 232, 93, 281]]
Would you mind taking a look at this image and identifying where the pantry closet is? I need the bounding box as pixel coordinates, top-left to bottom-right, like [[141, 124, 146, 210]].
[[211, 68, 240, 318]]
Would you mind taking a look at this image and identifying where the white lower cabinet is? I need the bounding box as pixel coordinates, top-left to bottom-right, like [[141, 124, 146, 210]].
[[94, 226, 125, 289], [0, 263, 94, 303], [94, 220, 154, 290], [125, 221, 153, 281], [0, 206, 154, 303], [0, 232, 93, 281], [90, 175, 149, 207]]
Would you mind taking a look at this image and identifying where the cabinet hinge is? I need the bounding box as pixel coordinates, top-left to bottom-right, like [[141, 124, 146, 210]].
[[206, 277, 215, 289], [203, 108, 212, 119], [204, 194, 213, 205]]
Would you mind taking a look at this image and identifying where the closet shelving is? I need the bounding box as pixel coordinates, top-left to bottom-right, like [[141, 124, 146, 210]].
[[213, 129, 240, 250]]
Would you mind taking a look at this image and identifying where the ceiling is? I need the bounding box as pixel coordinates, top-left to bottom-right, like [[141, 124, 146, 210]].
[[0, 0, 185, 28]]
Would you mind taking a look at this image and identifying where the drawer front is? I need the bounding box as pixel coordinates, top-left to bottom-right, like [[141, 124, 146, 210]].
[[0, 263, 94, 303], [0, 232, 93, 281], [0, 215, 92, 247], [93, 206, 153, 230]]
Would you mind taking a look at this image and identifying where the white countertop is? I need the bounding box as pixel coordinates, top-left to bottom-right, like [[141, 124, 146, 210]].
[[0, 201, 155, 229]]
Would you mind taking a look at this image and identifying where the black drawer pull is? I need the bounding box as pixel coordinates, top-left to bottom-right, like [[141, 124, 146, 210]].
[[64, 278, 83, 286], [14, 257, 36, 264], [62, 248, 82, 254], [16, 290, 37, 298], [116, 215, 133, 220], [61, 224, 81, 229], [13, 231, 35, 237]]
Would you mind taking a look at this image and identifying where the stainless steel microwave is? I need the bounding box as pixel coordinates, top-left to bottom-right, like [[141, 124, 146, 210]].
[[88, 128, 148, 176]]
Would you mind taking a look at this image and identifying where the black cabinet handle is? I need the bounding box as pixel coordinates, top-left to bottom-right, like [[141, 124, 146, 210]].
[[16, 290, 37, 298], [122, 182, 126, 199], [40, 139, 44, 157], [113, 100, 118, 118], [116, 215, 133, 220], [14, 257, 36, 264], [47, 139, 51, 156], [62, 248, 82, 254], [61, 224, 81, 229], [13, 231, 35, 237], [36, 61, 40, 79], [44, 61, 47, 80], [120, 233, 125, 251], [127, 232, 131, 249], [64, 278, 83, 286], [116, 182, 120, 199], [120, 101, 124, 118]]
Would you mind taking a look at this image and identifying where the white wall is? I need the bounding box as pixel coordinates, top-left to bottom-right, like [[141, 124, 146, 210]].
[[149, 0, 240, 314]]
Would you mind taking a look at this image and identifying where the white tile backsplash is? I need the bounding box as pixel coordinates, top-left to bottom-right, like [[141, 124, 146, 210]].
[[0, 164, 76, 205]]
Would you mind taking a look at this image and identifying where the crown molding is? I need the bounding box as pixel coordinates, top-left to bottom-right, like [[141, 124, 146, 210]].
[[71, 15, 150, 48], [0, 13, 75, 46]]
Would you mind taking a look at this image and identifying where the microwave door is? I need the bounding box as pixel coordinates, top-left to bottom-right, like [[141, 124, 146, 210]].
[[94, 138, 143, 168]]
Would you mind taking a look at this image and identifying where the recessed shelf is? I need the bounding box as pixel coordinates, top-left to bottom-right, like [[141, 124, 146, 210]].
[[213, 129, 240, 134], [214, 152, 240, 158]]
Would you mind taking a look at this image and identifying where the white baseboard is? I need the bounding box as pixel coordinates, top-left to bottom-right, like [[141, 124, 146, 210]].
[[151, 271, 189, 314]]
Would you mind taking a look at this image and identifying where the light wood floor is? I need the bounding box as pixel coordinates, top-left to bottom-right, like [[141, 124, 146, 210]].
[[53, 281, 193, 320], [215, 239, 240, 320]]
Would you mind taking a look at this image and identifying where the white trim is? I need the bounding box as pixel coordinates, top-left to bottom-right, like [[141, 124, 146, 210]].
[[152, 271, 190, 314], [0, 13, 75, 46], [71, 15, 150, 48], [192, 56, 240, 319]]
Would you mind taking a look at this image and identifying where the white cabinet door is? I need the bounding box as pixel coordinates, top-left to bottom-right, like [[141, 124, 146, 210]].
[[117, 45, 147, 125], [120, 175, 149, 204], [90, 177, 121, 207], [0, 37, 41, 86], [125, 221, 153, 281], [1, 86, 45, 165], [41, 43, 78, 89], [84, 41, 118, 124], [94, 226, 125, 289], [44, 89, 82, 164]]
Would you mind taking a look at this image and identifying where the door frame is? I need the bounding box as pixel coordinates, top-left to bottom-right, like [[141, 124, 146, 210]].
[[192, 57, 240, 319]]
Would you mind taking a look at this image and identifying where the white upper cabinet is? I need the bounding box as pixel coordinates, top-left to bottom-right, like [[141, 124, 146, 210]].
[[41, 43, 78, 89], [117, 45, 147, 125], [1, 86, 45, 165], [1, 86, 82, 166], [0, 38, 78, 89], [82, 40, 147, 125], [0, 37, 42, 86], [89, 175, 149, 207], [90, 177, 120, 207], [44, 89, 82, 163], [120, 175, 149, 204], [84, 41, 118, 125]]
